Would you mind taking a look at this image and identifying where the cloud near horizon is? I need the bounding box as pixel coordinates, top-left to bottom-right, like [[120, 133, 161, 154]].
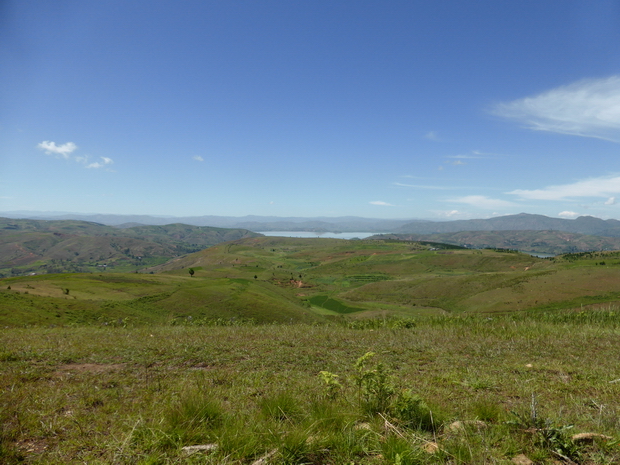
[[450, 195, 518, 209], [508, 174, 620, 201], [558, 211, 579, 219], [192, 155, 204, 162], [370, 201, 394, 206], [492, 75, 620, 141]]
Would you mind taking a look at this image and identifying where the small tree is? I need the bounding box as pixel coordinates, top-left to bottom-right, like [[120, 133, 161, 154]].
[[188, 268, 195, 277]]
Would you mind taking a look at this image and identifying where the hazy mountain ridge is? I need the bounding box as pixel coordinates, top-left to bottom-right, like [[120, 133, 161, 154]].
[[0, 211, 418, 232], [4, 211, 620, 236], [395, 213, 620, 236], [374, 230, 620, 255]]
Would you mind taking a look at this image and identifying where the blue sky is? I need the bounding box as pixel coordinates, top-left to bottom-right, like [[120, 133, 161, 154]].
[[2, 1, 620, 220]]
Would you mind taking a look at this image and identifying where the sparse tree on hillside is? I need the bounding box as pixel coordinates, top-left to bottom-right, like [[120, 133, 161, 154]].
[[189, 268, 195, 277]]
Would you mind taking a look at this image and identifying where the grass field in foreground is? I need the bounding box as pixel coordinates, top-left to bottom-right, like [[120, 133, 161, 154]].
[[1, 311, 619, 464]]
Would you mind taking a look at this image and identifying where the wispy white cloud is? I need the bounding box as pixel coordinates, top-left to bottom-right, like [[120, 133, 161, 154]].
[[86, 157, 114, 169], [450, 195, 518, 209], [605, 196, 616, 205], [439, 210, 462, 218], [432, 209, 485, 219], [39, 141, 114, 170], [508, 174, 620, 200], [38, 141, 77, 158], [492, 76, 620, 141], [192, 155, 204, 162], [370, 201, 394, 206], [425, 131, 439, 141], [394, 182, 457, 190], [447, 151, 494, 160], [558, 211, 580, 219]]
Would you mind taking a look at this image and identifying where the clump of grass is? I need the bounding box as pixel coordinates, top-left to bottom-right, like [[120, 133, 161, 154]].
[[506, 394, 582, 462], [164, 388, 224, 443], [259, 392, 304, 423], [391, 389, 440, 432], [471, 398, 505, 423]]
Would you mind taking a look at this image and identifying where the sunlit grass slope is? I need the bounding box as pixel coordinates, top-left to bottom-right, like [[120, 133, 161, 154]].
[[4, 237, 620, 326], [151, 236, 620, 316], [0, 272, 321, 326]]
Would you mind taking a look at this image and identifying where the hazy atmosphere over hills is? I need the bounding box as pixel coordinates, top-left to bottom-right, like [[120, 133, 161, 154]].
[[3, 2, 620, 221]]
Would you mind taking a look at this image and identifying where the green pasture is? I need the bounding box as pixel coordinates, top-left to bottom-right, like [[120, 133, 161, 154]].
[[5, 236, 620, 327], [2, 311, 620, 463]]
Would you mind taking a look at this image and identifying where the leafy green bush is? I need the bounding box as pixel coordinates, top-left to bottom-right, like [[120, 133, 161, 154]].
[[354, 352, 395, 415]]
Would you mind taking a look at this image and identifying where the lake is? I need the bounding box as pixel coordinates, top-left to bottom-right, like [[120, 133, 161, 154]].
[[260, 231, 377, 240]]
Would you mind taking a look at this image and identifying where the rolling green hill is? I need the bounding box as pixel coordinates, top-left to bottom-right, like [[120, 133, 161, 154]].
[[0, 217, 261, 277], [4, 236, 620, 327]]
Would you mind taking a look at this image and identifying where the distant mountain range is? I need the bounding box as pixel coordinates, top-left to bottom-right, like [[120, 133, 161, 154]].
[[373, 230, 620, 255], [395, 213, 620, 237], [4, 212, 620, 276], [0, 217, 260, 277], [3, 211, 620, 237]]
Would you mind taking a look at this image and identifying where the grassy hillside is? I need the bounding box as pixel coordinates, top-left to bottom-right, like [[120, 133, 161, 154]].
[[2, 237, 620, 463], [0, 272, 322, 326], [5, 237, 620, 327], [0, 217, 261, 277], [150, 236, 620, 317]]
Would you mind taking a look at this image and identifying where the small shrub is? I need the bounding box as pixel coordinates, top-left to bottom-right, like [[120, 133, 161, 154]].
[[318, 370, 342, 400], [355, 352, 395, 415], [507, 396, 581, 462]]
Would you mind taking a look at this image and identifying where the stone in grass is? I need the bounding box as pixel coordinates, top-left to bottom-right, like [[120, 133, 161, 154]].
[[423, 442, 439, 454], [447, 420, 487, 433], [571, 432, 612, 443], [511, 454, 533, 465], [181, 444, 218, 455]]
